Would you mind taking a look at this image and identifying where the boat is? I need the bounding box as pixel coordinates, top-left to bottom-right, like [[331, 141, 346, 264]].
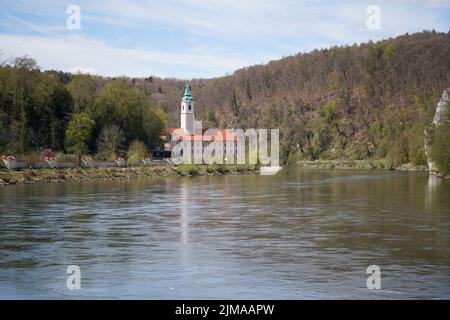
[[260, 166, 282, 175]]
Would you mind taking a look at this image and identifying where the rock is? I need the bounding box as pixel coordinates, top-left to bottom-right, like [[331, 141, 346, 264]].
[[424, 89, 449, 173], [432, 89, 449, 126]]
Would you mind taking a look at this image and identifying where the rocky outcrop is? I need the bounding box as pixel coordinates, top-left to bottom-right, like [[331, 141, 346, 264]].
[[424, 89, 450, 173]]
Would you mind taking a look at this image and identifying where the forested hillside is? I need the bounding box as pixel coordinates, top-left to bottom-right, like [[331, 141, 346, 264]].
[[1, 31, 449, 165], [141, 31, 450, 165]]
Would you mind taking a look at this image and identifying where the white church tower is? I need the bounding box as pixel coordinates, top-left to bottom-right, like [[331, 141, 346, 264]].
[[180, 82, 195, 135]]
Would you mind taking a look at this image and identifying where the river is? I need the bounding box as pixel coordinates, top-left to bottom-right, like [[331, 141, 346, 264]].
[[0, 167, 449, 299]]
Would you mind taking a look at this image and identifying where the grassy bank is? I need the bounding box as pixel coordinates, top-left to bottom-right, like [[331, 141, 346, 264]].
[[0, 164, 260, 186], [296, 160, 427, 171]]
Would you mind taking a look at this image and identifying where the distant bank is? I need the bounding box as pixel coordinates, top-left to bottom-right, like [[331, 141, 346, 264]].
[[296, 160, 427, 171]]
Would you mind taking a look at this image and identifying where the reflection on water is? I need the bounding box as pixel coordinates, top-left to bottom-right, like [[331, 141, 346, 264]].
[[0, 168, 449, 299]]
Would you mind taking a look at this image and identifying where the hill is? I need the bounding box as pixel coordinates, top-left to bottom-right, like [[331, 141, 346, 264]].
[[142, 31, 450, 165], [1, 31, 449, 165]]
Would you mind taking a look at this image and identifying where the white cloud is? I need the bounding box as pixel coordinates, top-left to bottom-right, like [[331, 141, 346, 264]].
[[0, 0, 448, 78], [75, 0, 448, 41], [0, 33, 260, 78], [66, 66, 97, 75]]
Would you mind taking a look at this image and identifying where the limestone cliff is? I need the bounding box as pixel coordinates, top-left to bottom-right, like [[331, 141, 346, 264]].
[[424, 89, 449, 173]]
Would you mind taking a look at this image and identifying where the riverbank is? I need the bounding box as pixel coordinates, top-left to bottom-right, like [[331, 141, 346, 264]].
[[296, 160, 427, 171], [0, 164, 260, 185]]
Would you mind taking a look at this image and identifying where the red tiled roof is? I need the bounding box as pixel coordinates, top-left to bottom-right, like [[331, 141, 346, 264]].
[[170, 128, 239, 142]]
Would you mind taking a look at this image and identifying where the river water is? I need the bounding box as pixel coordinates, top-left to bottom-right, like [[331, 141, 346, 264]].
[[0, 168, 449, 299]]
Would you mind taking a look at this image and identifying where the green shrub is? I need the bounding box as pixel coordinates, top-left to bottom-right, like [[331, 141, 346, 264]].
[[65, 113, 95, 164], [127, 140, 147, 163], [55, 152, 78, 162]]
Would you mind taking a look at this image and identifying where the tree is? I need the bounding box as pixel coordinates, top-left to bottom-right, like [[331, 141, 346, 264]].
[[67, 74, 96, 114], [94, 79, 149, 144], [230, 89, 239, 119], [65, 113, 95, 164], [154, 103, 168, 128], [143, 106, 166, 149], [13, 56, 38, 71], [408, 124, 427, 166], [97, 124, 124, 160], [3, 56, 41, 153], [431, 113, 450, 176], [29, 74, 73, 150], [50, 84, 74, 150]]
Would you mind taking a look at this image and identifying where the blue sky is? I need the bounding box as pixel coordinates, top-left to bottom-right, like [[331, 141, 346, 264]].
[[0, 0, 449, 79]]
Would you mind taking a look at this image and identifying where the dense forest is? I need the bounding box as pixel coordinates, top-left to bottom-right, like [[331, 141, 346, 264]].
[[139, 31, 450, 167], [0, 31, 449, 167], [0, 58, 167, 162]]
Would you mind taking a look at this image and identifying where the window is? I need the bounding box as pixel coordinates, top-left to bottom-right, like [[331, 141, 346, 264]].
[[188, 104, 191, 111]]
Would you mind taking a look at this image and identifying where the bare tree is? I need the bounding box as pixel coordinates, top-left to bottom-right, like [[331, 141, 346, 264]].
[[97, 124, 125, 160]]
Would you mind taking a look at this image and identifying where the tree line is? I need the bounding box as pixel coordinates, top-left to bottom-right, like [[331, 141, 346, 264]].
[[0, 57, 167, 162]]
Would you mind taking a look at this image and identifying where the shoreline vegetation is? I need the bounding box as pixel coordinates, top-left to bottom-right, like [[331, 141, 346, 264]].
[[296, 160, 450, 178], [1, 159, 445, 186], [295, 159, 427, 171], [0, 164, 260, 186]]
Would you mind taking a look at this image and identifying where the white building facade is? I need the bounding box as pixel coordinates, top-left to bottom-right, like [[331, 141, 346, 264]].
[[180, 82, 195, 135]]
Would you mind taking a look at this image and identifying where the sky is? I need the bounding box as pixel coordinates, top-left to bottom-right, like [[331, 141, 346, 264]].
[[0, 0, 449, 79]]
